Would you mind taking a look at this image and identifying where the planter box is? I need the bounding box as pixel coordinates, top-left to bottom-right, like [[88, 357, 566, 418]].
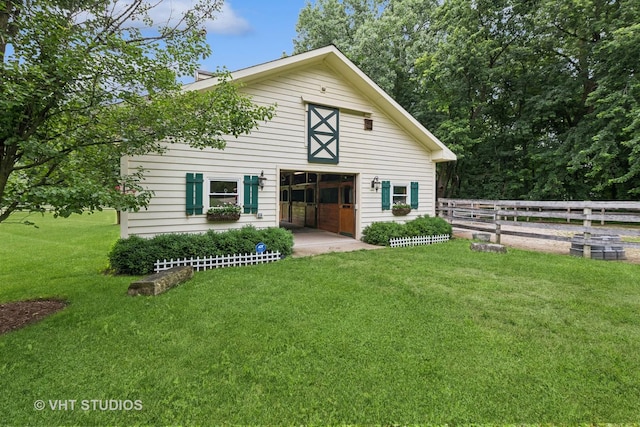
[[206, 212, 241, 222], [392, 207, 411, 216]]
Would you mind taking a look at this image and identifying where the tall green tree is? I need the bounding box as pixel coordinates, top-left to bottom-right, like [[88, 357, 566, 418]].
[[0, 0, 274, 223], [563, 6, 640, 198], [296, 0, 640, 200], [417, 0, 546, 198], [523, 0, 637, 199], [294, 0, 438, 110], [417, 0, 640, 199]]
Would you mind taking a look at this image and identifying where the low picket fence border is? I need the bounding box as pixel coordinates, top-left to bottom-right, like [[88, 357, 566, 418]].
[[389, 234, 450, 248], [154, 251, 282, 273]]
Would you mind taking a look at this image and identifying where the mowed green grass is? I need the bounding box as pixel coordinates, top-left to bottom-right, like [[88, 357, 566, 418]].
[[1, 211, 640, 425]]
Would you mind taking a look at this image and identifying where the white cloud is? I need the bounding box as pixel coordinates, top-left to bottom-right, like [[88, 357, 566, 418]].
[[210, 2, 252, 35], [142, 1, 251, 35]]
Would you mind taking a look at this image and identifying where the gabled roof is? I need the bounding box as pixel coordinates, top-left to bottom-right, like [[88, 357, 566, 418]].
[[185, 45, 456, 162]]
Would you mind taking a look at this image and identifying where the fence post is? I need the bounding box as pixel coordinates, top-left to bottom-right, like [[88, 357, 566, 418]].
[[583, 207, 592, 259], [494, 205, 501, 244]]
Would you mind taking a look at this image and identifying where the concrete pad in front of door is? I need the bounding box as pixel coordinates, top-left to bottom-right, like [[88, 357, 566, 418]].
[[290, 227, 383, 257]]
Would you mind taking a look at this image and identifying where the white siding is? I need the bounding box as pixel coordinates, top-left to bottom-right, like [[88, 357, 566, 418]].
[[122, 63, 436, 239]]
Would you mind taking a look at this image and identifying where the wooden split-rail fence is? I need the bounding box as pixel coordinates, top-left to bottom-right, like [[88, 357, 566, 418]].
[[436, 199, 640, 258]]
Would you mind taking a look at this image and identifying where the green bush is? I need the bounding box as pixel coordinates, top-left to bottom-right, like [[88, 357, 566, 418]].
[[109, 226, 294, 275], [404, 215, 452, 237], [361, 221, 405, 246], [362, 215, 452, 246], [108, 235, 158, 275], [262, 226, 294, 256]]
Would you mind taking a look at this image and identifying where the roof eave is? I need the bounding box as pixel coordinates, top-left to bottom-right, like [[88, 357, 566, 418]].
[[431, 148, 458, 163], [321, 49, 456, 162], [184, 46, 457, 163]]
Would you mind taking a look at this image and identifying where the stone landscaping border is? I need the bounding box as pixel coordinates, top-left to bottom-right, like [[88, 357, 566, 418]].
[[128, 266, 193, 296]]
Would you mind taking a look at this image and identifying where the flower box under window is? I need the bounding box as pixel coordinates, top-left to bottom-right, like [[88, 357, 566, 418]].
[[207, 204, 241, 222], [392, 204, 412, 216]]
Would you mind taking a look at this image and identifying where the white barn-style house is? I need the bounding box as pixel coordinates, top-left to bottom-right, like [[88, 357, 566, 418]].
[[120, 46, 456, 239]]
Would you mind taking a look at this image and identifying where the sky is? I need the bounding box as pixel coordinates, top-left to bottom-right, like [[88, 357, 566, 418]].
[[196, 1, 309, 77], [4, 1, 307, 82]]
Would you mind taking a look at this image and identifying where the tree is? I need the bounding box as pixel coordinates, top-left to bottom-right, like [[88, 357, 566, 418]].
[[294, 0, 438, 108], [0, 0, 274, 223], [413, 0, 530, 198], [296, 0, 640, 200], [418, 0, 640, 199], [524, 0, 637, 200], [566, 13, 640, 197]]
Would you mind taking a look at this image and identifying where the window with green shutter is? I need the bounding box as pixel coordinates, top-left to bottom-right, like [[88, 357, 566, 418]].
[[243, 175, 259, 213], [186, 173, 204, 215], [308, 104, 339, 164], [381, 181, 418, 211]]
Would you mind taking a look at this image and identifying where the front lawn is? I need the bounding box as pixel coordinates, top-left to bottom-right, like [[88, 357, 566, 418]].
[[1, 211, 639, 424]]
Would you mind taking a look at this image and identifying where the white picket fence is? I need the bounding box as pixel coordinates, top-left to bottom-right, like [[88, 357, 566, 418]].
[[154, 251, 282, 273], [389, 234, 450, 248]]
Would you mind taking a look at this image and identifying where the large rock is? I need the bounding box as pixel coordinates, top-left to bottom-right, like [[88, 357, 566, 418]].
[[128, 266, 193, 296], [470, 242, 507, 253]]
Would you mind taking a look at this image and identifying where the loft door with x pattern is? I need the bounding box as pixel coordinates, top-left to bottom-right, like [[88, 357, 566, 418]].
[[308, 104, 339, 164]]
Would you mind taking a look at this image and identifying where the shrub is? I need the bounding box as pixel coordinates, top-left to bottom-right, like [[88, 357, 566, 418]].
[[237, 226, 264, 253], [404, 215, 452, 237], [108, 226, 294, 275], [262, 227, 294, 256], [108, 235, 158, 275], [361, 221, 405, 246], [361, 215, 452, 246]]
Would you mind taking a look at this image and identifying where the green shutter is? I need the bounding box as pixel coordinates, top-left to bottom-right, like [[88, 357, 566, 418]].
[[194, 173, 203, 214], [410, 181, 419, 209], [244, 175, 259, 214], [186, 173, 204, 215], [381, 181, 391, 210], [186, 173, 195, 214]]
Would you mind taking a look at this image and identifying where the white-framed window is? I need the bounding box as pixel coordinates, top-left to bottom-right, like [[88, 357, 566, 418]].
[[392, 183, 408, 205], [207, 178, 240, 209], [382, 180, 419, 211]]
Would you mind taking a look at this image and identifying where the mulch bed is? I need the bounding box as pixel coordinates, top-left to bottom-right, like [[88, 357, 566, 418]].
[[0, 299, 67, 335]]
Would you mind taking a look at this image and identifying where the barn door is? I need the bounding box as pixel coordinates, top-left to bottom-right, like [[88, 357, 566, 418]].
[[339, 177, 355, 237]]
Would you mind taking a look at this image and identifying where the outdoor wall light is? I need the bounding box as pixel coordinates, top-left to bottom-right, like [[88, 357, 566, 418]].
[[371, 176, 381, 192], [258, 170, 267, 189]]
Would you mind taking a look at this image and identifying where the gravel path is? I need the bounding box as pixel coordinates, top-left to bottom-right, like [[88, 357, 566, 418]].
[[453, 225, 640, 264]]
